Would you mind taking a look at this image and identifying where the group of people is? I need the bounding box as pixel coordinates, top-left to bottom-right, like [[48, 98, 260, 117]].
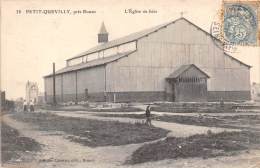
[[23, 100, 35, 112]]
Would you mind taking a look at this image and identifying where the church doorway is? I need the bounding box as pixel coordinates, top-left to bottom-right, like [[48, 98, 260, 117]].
[[166, 64, 209, 102]]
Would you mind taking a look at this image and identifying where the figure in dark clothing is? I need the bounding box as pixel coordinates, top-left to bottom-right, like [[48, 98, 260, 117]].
[[23, 100, 27, 112], [145, 105, 152, 126], [29, 100, 34, 112]]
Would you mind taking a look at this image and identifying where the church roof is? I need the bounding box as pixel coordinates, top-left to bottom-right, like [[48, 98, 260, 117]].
[[44, 51, 135, 77], [99, 22, 108, 34], [67, 19, 172, 61], [167, 64, 210, 79], [66, 17, 251, 69]]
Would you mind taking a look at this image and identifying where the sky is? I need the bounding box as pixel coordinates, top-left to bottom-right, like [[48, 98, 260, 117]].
[[1, 0, 260, 99]]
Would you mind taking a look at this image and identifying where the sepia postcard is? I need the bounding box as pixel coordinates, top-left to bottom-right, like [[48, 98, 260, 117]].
[[1, 0, 260, 168]]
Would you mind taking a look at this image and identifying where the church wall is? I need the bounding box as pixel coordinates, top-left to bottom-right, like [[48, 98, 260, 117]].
[[105, 19, 251, 101], [44, 66, 106, 104]]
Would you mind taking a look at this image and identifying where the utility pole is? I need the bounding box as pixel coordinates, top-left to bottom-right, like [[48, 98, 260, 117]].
[[75, 71, 78, 105], [53, 62, 56, 105]]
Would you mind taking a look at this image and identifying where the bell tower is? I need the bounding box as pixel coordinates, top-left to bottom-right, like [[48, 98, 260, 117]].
[[98, 22, 108, 43]]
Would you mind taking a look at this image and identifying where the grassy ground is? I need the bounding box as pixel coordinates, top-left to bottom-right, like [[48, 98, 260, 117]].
[[155, 115, 260, 130], [152, 102, 260, 113], [86, 106, 143, 112], [96, 113, 152, 120], [127, 131, 260, 164], [151, 103, 238, 113], [1, 121, 41, 163], [11, 112, 169, 147], [95, 113, 260, 130], [39, 105, 143, 112], [95, 112, 260, 164]]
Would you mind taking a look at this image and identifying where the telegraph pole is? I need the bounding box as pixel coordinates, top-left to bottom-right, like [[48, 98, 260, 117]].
[[53, 62, 57, 105]]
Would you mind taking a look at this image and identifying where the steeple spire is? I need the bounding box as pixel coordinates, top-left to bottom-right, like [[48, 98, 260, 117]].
[[99, 22, 108, 34], [98, 22, 108, 43]]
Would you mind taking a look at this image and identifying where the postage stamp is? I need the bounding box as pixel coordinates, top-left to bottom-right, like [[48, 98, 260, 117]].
[[223, 2, 258, 46], [210, 0, 260, 52]]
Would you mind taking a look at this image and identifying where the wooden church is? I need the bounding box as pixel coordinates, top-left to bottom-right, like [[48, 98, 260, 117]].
[[44, 17, 251, 103]]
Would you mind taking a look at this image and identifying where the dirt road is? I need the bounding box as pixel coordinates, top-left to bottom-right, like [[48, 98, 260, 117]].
[[3, 114, 144, 168], [2, 113, 260, 168]]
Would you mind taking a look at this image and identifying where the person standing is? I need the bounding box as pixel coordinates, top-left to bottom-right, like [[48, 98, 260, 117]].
[[23, 100, 27, 112], [29, 100, 34, 112], [145, 105, 152, 126]]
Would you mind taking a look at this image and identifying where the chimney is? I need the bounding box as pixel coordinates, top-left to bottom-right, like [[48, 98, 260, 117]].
[[98, 22, 108, 43]]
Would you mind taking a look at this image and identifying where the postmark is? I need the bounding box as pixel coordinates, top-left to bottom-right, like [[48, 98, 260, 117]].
[[210, 10, 239, 53]]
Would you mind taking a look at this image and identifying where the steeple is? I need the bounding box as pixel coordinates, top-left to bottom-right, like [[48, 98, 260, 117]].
[[98, 22, 108, 43]]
